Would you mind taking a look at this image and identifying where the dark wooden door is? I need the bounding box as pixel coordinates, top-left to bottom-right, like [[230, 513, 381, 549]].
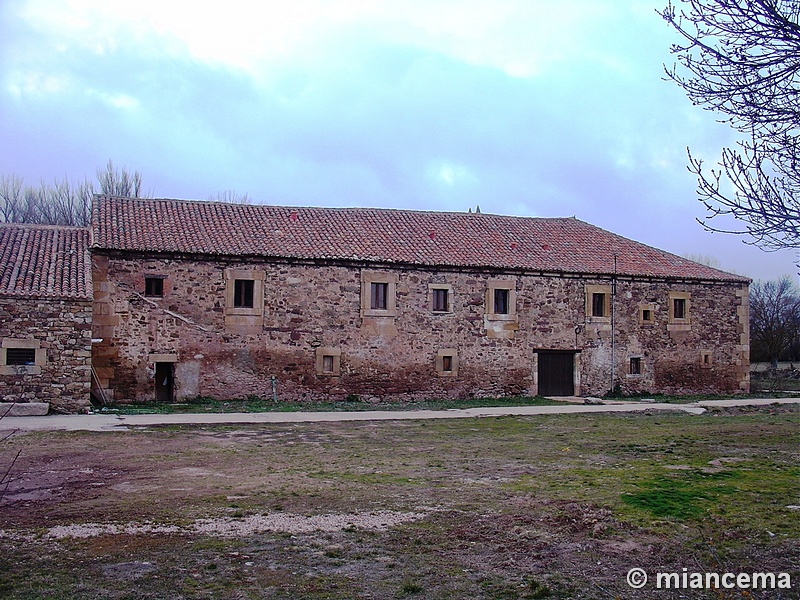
[[538, 352, 574, 396], [155, 362, 173, 402]]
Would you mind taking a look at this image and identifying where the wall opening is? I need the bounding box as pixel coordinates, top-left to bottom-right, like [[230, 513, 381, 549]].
[[537, 351, 575, 396], [155, 362, 174, 402]]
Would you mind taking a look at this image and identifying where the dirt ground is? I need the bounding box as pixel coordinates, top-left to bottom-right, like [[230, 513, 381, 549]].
[[0, 405, 798, 599]]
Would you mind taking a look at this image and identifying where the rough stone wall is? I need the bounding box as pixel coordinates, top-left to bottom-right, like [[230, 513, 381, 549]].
[[0, 296, 92, 412], [93, 252, 749, 404]]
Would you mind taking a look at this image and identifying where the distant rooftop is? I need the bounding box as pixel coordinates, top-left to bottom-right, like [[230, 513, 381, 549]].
[[92, 196, 748, 283], [0, 223, 92, 300]]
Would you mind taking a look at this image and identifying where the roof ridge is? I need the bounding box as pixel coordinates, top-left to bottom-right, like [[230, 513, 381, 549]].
[[96, 195, 575, 221]]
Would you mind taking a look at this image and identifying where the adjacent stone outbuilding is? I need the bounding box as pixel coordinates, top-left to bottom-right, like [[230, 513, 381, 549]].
[[0, 224, 93, 413], [91, 196, 750, 404]]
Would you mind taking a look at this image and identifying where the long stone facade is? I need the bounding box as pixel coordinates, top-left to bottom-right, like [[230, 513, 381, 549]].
[[91, 251, 749, 404]]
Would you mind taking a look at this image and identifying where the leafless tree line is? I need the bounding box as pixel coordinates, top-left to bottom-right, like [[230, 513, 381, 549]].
[[0, 160, 144, 227], [750, 276, 800, 364]]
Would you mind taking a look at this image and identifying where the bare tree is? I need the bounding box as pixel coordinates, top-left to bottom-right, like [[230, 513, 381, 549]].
[[661, 1, 800, 259], [0, 161, 146, 226], [750, 277, 800, 365], [0, 175, 23, 223], [209, 190, 251, 204], [97, 159, 143, 198]]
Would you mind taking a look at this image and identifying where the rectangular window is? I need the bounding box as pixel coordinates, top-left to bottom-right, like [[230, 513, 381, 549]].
[[673, 298, 686, 320], [432, 288, 449, 312], [234, 279, 255, 308], [494, 288, 510, 315], [441, 355, 453, 372], [5, 347, 36, 366], [436, 349, 458, 377], [316, 347, 341, 376], [630, 357, 641, 375], [144, 277, 164, 297], [642, 309, 651, 322], [370, 282, 388, 310], [592, 293, 606, 317]]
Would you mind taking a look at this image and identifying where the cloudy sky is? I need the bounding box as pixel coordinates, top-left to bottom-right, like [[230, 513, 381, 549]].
[[0, 0, 796, 280]]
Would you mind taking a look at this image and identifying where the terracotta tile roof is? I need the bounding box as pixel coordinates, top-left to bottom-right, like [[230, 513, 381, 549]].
[[0, 224, 92, 300], [92, 196, 749, 283]]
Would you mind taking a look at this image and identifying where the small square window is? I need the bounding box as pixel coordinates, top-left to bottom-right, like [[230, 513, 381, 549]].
[[436, 349, 458, 377], [234, 279, 255, 308], [432, 288, 449, 312], [592, 293, 606, 317], [145, 277, 164, 297], [630, 357, 641, 375], [371, 282, 388, 310], [700, 351, 712, 368], [316, 347, 341, 376], [642, 309, 651, 321], [494, 288, 510, 315], [5, 348, 36, 366]]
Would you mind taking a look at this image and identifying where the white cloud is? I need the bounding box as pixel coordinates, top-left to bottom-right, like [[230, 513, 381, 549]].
[[428, 161, 477, 186], [6, 70, 71, 98], [11, 0, 632, 80]]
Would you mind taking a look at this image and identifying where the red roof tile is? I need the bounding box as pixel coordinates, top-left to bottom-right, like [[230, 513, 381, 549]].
[[92, 196, 748, 283], [0, 224, 92, 300]]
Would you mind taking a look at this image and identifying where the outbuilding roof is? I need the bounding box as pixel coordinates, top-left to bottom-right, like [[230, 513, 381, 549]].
[[92, 196, 748, 283], [0, 224, 92, 300]]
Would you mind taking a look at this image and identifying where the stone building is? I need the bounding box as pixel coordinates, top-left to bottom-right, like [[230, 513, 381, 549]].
[[90, 196, 750, 404], [0, 224, 93, 413]]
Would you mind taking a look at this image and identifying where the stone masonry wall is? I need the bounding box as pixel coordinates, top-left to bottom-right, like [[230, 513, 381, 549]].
[[93, 252, 749, 404], [0, 296, 92, 412]]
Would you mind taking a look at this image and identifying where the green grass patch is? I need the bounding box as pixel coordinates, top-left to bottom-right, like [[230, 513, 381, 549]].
[[100, 394, 571, 415]]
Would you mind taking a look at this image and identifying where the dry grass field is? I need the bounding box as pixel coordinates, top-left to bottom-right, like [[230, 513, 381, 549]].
[[0, 404, 798, 599]]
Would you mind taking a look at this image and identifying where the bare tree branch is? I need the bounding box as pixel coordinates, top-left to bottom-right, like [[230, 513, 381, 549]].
[[661, 0, 800, 260]]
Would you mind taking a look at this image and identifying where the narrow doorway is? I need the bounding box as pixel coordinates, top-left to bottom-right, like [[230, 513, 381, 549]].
[[538, 352, 575, 396], [155, 362, 174, 402]]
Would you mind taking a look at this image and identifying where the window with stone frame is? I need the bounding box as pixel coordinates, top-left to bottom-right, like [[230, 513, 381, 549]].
[[144, 276, 165, 297], [585, 284, 611, 322], [360, 271, 398, 317], [484, 279, 516, 321], [224, 269, 264, 316], [429, 283, 453, 313], [224, 269, 265, 332], [315, 347, 342, 376], [435, 349, 458, 377], [668, 292, 691, 324], [639, 303, 655, 325], [1, 338, 45, 375]]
